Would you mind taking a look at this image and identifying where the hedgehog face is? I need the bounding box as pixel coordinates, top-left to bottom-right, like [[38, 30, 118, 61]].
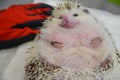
[[52, 2, 97, 29]]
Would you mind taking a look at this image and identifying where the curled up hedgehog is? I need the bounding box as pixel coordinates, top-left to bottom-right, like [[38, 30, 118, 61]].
[[20, 1, 120, 80]]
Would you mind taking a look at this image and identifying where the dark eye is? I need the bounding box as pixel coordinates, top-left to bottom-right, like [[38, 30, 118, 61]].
[[83, 9, 89, 14], [59, 16, 62, 19], [73, 14, 78, 17]]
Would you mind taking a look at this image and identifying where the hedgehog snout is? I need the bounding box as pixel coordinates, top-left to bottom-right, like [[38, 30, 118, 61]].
[[59, 16, 79, 29]]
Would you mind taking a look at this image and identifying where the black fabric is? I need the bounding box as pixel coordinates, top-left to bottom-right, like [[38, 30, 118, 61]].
[[27, 3, 54, 16], [43, 8, 53, 16], [27, 3, 54, 10], [0, 34, 36, 49], [12, 19, 44, 29]]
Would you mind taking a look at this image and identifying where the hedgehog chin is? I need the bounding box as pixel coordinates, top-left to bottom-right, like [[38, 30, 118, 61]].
[[60, 22, 78, 29]]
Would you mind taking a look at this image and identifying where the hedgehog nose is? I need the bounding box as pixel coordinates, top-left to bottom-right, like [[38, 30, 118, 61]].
[[62, 16, 69, 23], [60, 16, 72, 28]]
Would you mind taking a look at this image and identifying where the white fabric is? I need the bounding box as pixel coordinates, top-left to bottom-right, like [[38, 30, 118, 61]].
[[0, 42, 33, 80], [0, 0, 120, 80]]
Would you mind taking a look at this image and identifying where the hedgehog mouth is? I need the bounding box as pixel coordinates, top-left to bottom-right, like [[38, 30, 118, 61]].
[[60, 23, 75, 28], [59, 20, 79, 29]]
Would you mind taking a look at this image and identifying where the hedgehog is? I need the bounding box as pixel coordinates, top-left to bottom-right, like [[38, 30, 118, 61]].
[[25, 1, 120, 80]]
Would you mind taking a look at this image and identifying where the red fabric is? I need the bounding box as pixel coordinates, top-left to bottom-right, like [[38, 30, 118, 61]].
[[0, 28, 39, 41], [0, 3, 52, 41]]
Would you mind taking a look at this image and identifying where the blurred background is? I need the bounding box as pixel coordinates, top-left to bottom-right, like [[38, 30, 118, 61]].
[[0, 0, 120, 14]]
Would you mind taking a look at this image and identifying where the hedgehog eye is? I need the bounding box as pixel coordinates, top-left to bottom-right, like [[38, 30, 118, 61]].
[[83, 9, 89, 14], [59, 16, 62, 19], [73, 14, 78, 17]]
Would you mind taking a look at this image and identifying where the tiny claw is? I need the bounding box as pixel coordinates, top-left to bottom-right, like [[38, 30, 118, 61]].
[[51, 42, 64, 49]]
